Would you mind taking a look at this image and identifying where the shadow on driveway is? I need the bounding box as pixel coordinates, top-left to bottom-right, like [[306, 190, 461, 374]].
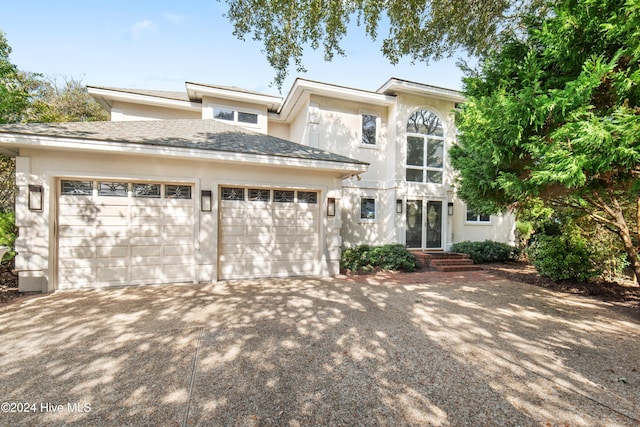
[[1, 271, 638, 426]]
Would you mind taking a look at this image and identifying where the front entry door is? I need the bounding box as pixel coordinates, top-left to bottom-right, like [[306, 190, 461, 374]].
[[406, 200, 442, 249]]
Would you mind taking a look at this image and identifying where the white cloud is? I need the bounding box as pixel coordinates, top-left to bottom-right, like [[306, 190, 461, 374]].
[[164, 13, 187, 24], [130, 19, 156, 38]]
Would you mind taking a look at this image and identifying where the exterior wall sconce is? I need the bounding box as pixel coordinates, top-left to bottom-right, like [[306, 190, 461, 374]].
[[327, 198, 336, 217], [201, 190, 212, 212], [396, 199, 403, 214], [28, 185, 43, 211], [447, 202, 454, 216]]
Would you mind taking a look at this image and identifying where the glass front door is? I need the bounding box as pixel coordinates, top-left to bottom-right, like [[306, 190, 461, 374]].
[[425, 201, 442, 248], [406, 200, 423, 248], [405, 200, 442, 249]]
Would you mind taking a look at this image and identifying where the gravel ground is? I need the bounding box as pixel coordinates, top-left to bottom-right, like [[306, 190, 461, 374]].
[[0, 272, 639, 426]]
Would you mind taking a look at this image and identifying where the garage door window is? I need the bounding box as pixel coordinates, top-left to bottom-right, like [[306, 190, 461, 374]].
[[249, 189, 270, 201], [298, 191, 318, 204], [222, 187, 245, 201], [99, 181, 128, 197], [165, 185, 192, 199], [133, 183, 161, 198], [274, 190, 295, 203], [61, 180, 93, 196]]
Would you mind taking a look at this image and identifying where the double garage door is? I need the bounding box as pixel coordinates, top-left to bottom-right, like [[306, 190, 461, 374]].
[[218, 187, 320, 280], [57, 179, 195, 289], [57, 180, 321, 288]]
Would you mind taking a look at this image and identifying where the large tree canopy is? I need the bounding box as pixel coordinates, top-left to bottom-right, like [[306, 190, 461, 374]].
[[0, 31, 30, 124], [222, 0, 548, 89], [0, 31, 108, 212], [450, 0, 640, 279]]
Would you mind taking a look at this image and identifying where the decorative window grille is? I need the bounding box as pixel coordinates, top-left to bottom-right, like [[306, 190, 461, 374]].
[[274, 190, 295, 203], [98, 181, 128, 197], [249, 189, 270, 202], [221, 187, 245, 201], [133, 183, 161, 198], [61, 180, 93, 196], [298, 191, 318, 204], [165, 185, 192, 199]]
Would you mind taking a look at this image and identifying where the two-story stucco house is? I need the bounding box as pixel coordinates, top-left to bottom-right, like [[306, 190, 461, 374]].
[[0, 77, 515, 292]]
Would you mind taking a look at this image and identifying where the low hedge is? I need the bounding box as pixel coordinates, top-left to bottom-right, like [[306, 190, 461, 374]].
[[450, 240, 519, 264], [341, 244, 417, 273]]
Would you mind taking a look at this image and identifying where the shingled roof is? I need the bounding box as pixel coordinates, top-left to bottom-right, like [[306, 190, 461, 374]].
[[87, 86, 194, 103], [0, 119, 367, 166]]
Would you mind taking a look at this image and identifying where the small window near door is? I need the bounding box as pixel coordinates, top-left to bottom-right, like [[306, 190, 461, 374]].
[[360, 198, 376, 220], [466, 207, 491, 223]]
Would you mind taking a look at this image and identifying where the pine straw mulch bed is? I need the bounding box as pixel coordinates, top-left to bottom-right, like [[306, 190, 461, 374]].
[[481, 260, 640, 311]]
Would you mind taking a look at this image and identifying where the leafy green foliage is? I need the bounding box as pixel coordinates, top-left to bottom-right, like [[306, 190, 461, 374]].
[[24, 76, 108, 123], [341, 244, 417, 273], [451, 0, 640, 281], [450, 240, 519, 264], [222, 0, 549, 89], [0, 31, 108, 212], [0, 31, 31, 124], [527, 234, 599, 281], [0, 211, 16, 258]]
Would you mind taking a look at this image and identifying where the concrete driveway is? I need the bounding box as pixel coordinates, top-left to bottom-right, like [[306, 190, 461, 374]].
[[1, 271, 638, 426]]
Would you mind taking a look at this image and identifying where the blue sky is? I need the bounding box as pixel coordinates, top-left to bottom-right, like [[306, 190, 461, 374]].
[[1, 1, 469, 95]]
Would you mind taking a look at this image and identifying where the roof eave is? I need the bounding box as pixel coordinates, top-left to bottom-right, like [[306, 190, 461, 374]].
[[0, 133, 368, 175], [185, 82, 283, 112], [87, 87, 202, 112], [377, 78, 466, 103]]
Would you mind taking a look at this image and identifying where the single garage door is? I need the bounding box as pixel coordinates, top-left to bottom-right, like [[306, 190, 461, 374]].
[[219, 187, 320, 279], [57, 179, 195, 289]]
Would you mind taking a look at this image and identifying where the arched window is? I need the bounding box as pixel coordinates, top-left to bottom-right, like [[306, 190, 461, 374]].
[[405, 109, 444, 183]]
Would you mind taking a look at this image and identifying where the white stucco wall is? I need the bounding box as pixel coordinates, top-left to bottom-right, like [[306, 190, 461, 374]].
[[15, 148, 346, 292], [111, 101, 201, 121]]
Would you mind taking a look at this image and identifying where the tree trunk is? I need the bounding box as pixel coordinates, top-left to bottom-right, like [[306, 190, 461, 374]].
[[616, 210, 640, 284]]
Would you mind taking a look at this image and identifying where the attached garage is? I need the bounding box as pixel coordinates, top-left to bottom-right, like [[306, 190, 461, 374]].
[[57, 179, 195, 289], [0, 119, 367, 292], [218, 186, 320, 280]]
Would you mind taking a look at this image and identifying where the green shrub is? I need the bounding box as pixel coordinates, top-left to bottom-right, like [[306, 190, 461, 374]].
[[341, 244, 417, 273], [526, 234, 598, 281], [450, 240, 519, 264], [0, 211, 15, 260]]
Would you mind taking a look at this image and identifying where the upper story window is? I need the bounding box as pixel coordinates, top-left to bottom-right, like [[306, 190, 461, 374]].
[[362, 114, 377, 145], [405, 109, 444, 184], [213, 107, 259, 125]]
